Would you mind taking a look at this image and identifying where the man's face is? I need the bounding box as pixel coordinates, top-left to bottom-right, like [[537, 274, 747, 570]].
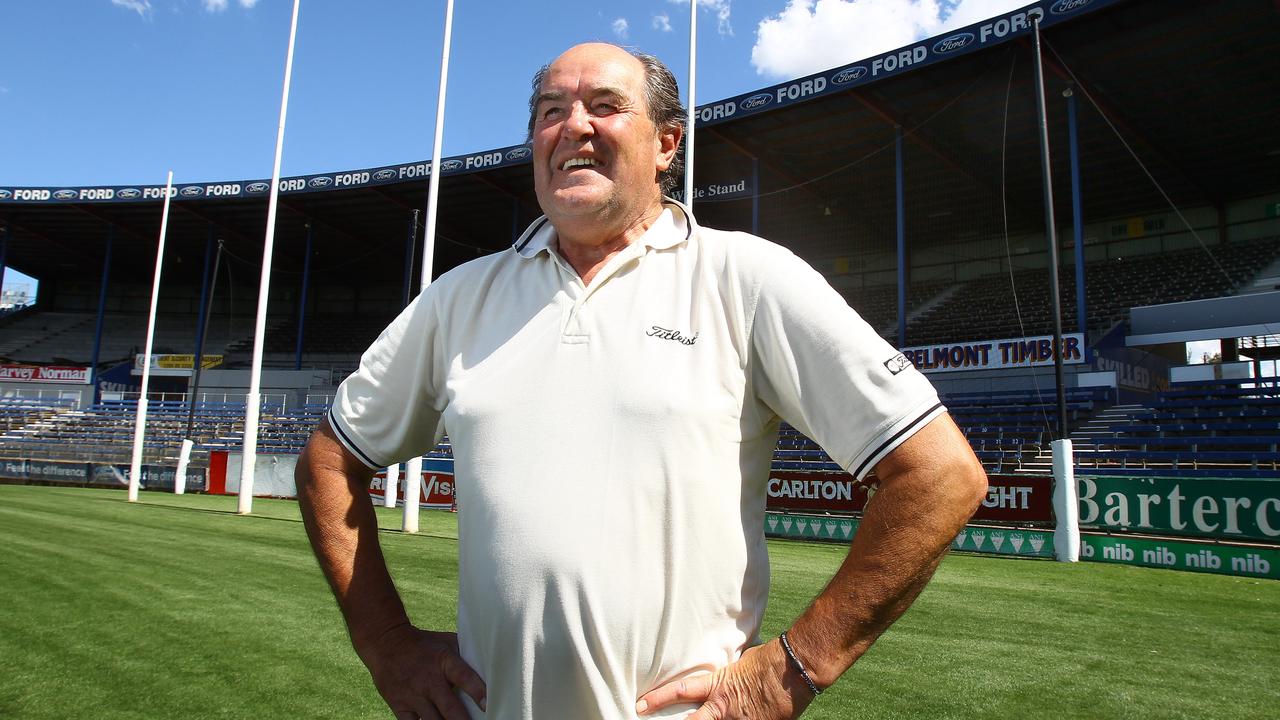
[[531, 44, 676, 233]]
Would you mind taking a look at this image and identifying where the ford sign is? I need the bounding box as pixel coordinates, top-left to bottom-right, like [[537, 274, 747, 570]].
[[831, 66, 868, 85], [441, 159, 464, 171], [372, 168, 398, 181], [308, 176, 333, 189], [1050, 0, 1093, 13], [933, 32, 975, 54], [245, 182, 270, 193], [53, 189, 79, 200], [180, 186, 204, 197], [0, 190, 11, 200], [505, 147, 531, 161], [117, 188, 142, 199], [740, 93, 773, 111]]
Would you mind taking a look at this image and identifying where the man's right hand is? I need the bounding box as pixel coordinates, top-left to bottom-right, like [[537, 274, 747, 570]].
[[359, 624, 487, 720]]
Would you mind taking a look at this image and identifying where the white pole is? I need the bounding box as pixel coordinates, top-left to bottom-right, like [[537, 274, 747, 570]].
[[128, 170, 174, 503], [402, 456, 422, 533], [240, 0, 302, 515], [383, 463, 399, 508], [174, 438, 193, 495], [1052, 438, 1080, 562], [419, 0, 454, 293], [400, 0, 453, 535], [683, 0, 697, 208]]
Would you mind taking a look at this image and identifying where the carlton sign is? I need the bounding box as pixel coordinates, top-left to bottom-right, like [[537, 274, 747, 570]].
[[767, 470, 1051, 523]]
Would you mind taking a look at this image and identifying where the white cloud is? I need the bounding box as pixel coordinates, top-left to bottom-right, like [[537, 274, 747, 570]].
[[111, 0, 152, 17], [670, 0, 734, 37], [751, 0, 1027, 79], [203, 0, 228, 11], [239, 0, 259, 7], [613, 17, 630, 39], [653, 12, 672, 32]]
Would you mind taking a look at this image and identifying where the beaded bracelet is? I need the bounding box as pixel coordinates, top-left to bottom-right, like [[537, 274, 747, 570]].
[[779, 631, 822, 697]]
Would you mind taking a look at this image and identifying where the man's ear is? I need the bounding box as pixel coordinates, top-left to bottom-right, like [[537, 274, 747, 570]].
[[655, 124, 682, 172]]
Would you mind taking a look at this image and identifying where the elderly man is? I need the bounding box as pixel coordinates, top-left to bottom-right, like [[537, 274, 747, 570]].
[[297, 42, 986, 720]]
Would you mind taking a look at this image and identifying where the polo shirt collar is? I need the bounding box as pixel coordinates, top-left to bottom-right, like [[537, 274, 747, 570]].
[[512, 197, 697, 259]]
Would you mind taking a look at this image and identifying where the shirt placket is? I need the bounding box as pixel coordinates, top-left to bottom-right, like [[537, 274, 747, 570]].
[[556, 242, 647, 344]]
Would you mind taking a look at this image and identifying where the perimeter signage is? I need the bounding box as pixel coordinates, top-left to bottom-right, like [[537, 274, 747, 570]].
[[764, 513, 1057, 559], [0, 143, 535, 205], [0, 364, 91, 384], [900, 333, 1085, 373], [766, 470, 1051, 523], [1081, 535, 1278, 580], [1078, 475, 1280, 542], [367, 458, 455, 510]]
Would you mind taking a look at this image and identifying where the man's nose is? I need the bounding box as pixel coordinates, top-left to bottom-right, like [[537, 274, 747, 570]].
[[562, 102, 594, 139]]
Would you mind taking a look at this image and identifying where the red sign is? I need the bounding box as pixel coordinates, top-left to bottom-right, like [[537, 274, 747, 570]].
[[0, 364, 90, 384], [766, 470, 876, 513], [767, 470, 1052, 523], [973, 474, 1052, 522], [368, 469, 455, 509]]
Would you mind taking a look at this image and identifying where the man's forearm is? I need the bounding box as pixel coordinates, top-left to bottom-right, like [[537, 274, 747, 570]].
[[296, 420, 410, 650], [785, 415, 987, 688]]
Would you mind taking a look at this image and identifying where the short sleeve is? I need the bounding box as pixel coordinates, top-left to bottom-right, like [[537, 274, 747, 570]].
[[328, 291, 448, 469], [747, 242, 944, 479]]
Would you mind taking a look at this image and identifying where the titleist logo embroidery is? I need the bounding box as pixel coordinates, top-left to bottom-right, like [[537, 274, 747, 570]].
[[646, 326, 698, 346]]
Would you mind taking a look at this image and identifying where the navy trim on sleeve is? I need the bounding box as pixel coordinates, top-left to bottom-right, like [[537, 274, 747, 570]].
[[327, 406, 382, 469], [852, 402, 944, 478]]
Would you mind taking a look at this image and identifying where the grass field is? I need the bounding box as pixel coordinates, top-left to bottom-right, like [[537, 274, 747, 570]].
[[1, 484, 1276, 719]]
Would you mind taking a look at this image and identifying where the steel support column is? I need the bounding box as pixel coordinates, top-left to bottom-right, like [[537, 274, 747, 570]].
[[294, 223, 313, 370], [895, 125, 907, 347], [1066, 89, 1087, 337], [88, 227, 114, 405]]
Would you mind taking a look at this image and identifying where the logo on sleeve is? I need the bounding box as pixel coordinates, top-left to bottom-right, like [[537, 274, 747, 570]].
[[884, 353, 911, 375]]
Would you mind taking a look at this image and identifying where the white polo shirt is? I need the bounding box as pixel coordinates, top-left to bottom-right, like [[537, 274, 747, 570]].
[[330, 201, 943, 720]]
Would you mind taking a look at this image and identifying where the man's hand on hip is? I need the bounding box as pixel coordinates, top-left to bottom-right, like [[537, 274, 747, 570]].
[[359, 623, 486, 720], [635, 639, 814, 720]]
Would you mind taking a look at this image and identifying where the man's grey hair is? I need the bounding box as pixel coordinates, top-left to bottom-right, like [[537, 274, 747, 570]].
[[526, 46, 688, 195]]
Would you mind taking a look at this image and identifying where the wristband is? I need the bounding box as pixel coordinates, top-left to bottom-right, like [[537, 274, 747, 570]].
[[779, 631, 822, 697]]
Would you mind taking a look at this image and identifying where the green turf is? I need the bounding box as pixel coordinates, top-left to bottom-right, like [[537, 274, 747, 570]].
[[1, 484, 1276, 719]]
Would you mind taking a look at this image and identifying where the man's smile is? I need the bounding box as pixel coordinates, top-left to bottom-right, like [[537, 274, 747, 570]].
[[560, 157, 602, 171]]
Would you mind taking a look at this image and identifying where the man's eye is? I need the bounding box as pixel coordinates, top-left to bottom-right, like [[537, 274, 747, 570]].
[[541, 106, 563, 119], [593, 103, 618, 115]]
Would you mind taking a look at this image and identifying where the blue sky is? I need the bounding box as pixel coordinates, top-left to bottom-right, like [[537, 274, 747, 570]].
[[1, 0, 1030, 187], [0, 0, 1031, 297]]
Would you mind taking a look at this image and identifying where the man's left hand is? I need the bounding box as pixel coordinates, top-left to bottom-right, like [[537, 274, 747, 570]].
[[636, 639, 815, 719]]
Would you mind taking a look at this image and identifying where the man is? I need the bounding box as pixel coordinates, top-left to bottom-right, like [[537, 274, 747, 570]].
[[296, 42, 986, 720]]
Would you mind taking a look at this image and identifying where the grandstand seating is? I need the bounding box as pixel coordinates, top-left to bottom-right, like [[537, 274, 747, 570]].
[[0, 310, 260, 365], [1070, 378, 1280, 474], [900, 236, 1279, 344], [2, 378, 1275, 488]]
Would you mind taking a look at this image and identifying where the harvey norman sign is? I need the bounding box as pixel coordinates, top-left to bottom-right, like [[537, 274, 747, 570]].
[[0, 364, 90, 384]]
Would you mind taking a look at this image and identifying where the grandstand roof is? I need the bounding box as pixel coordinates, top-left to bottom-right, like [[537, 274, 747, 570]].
[[2, 0, 1277, 288]]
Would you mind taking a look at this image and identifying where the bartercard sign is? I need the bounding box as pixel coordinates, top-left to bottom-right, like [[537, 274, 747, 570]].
[[0, 364, 91, 384], [900, 333, 1085, 374], [1078, 475, 1280, 542]]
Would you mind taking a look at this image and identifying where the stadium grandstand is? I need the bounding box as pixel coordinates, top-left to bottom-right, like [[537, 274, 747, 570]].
[[1, 0, 1277, 575]]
